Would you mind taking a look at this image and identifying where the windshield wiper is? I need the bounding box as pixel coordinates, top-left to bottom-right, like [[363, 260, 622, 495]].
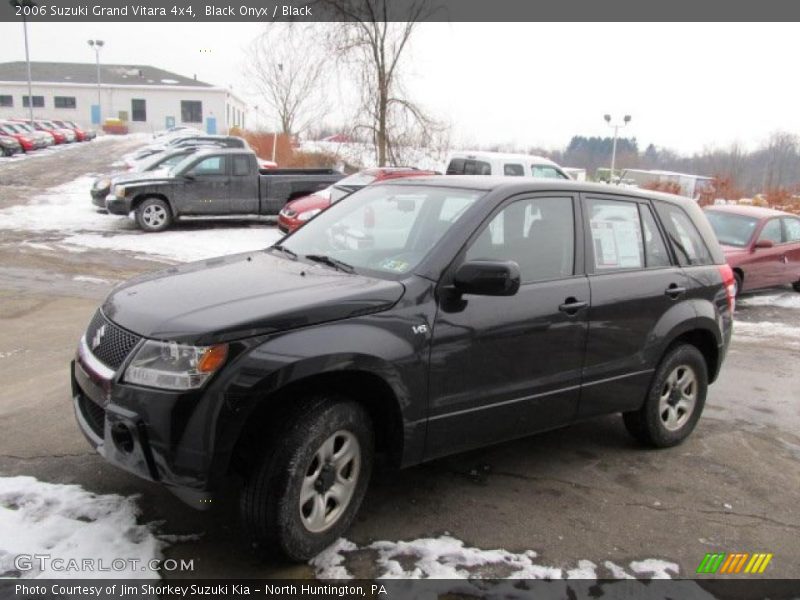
[[271, 244, 298, 260], [304, 254, 355, 273]]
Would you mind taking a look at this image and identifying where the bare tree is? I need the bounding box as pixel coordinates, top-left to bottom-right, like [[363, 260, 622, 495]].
[[319, 0, 441, 166], [245, 24, 328, 136]]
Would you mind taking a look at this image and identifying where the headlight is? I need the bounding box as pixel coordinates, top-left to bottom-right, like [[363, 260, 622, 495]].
[[124, 340, 228, 391], [298, 209, 322, 221], [112, 185, 126, 197], [95, 178, 111, 190]]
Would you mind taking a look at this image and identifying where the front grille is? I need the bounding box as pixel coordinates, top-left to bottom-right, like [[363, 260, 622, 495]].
[[85, 310, 141, 370], [78, 394, 106, 438]]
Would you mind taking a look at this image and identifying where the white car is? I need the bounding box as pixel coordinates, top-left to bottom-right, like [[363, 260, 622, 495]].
[[445, 151, 570, 179]]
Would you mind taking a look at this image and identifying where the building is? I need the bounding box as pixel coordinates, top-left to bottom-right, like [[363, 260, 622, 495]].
[[0, 61, 247, 134]]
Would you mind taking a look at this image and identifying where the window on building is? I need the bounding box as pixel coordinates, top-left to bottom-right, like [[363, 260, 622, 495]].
[[22, 96, 45, 108], [0, 95, 12, 107], [181, 100, 202, 123], [131, 99, 147, 122], [53, 96, 76, 109]]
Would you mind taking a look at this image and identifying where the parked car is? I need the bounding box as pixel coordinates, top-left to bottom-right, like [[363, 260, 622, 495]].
[[130, 135, 248, 162], [0, 121, 39, 152], [704, 205, 800, 294], [278, 167, 438, 233], [91, 146, 222, 208], [72, 177, 733, 560], [37, 120, 76, 143], [0, 134, 22, 156], [18, 119, 67, 144], [104, 148, 343, 231], [52, 119, 95, 141], [445, 151, 570, 179], [7, 121, 54, 147]]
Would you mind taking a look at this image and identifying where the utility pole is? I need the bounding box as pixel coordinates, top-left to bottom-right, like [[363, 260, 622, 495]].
[[87, 39, 105, 125], [604, 114, 631, 183], [10, 0, 37, 124]]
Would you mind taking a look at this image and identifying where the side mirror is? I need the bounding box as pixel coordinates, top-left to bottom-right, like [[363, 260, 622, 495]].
[[754, 239, 774, 249], [453, 260, 521, 296]]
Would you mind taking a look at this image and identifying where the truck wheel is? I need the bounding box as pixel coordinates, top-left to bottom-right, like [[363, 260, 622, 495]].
[[135, 198, 172, 232], [241, 396, 374, 561], [623, 344, 707, 448]]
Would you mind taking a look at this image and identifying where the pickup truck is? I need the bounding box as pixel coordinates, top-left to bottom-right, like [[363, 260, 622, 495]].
[[105, 148, 344, 231]]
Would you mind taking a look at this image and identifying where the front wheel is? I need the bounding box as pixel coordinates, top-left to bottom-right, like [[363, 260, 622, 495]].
[[623, 344, 708, 447], [135, 197, 173, 232], [793, 280, 800, 293], [241, 397, 374, 561]]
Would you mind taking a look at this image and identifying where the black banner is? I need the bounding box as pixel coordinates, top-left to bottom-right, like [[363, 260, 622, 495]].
[[1, 0, 800, 22], [2, 579, 800, 600]]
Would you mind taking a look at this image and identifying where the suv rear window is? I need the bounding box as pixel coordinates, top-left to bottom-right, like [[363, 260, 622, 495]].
[[447, 159, 491, 175], [655, 202, 714, 266]]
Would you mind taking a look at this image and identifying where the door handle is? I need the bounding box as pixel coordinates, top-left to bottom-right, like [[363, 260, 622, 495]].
[[558, 298, 588, 314], [665, 284, 686, 298]]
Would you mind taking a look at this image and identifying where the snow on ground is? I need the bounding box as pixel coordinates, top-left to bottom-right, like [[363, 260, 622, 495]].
[[0, 476, 164, 579], [733, 320, 800, 348], [311, 535, 679, 580], [0, 175, 283, 263], [738, 291, 800, 310]]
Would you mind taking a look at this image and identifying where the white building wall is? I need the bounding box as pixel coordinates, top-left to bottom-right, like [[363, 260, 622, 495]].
[[0, 81, 247, 134]]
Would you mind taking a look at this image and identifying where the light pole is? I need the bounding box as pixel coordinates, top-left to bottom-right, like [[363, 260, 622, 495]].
[[87, 39, 104, 125], [10, 0, 36, 124], [604, 113, 631, 184]]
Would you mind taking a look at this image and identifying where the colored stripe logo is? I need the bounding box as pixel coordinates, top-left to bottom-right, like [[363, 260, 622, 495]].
[[697, 553, 773, 574]]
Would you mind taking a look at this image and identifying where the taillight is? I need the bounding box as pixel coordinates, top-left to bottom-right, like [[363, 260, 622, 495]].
[[718, 263, 736, 314]]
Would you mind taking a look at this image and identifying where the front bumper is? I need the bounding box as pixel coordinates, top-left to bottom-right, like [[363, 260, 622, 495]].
[[277, 212, 301, 233], [91, 188, 110, 208], [71, 336, 215, 509], [105, 193, 132, 215]]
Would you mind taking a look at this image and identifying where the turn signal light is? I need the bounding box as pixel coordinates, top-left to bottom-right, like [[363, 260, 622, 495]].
[[198, 344, 229, 373]]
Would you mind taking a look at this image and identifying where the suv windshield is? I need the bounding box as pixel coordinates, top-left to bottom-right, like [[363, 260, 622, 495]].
[[281, 185, 484, 277], [705, 210, 759, 247]]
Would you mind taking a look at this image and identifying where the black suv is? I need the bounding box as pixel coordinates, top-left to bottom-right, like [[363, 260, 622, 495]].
[[71, 177, 734, 560]]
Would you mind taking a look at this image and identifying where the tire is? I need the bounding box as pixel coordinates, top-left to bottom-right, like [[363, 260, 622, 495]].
[[135, 197, 173, 232], [241, 396, 374, 561], [793, 281, 800, 293], [623, 344, 708, 448], [733, 272, 743, 297]]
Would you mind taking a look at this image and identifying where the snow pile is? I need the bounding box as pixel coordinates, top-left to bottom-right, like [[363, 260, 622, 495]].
[[0, 174, 284, 263], [0, 476, 164, 579], [311, 534, 679, 580], [738, 292, 800, 310], [734, 321, 800, 348], [300, 140, 446, 172]]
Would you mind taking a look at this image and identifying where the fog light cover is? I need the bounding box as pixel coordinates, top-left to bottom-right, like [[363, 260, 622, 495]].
[[124, 340, 228, 391]]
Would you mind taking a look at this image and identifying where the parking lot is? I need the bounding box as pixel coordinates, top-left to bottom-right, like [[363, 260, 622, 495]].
[[0, 137, 798, 580]]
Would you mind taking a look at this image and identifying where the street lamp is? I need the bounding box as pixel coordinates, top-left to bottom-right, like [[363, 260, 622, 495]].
[[87, 39, 104, 125], [604, 113, 631, 184], [9, 0, 36, 124]]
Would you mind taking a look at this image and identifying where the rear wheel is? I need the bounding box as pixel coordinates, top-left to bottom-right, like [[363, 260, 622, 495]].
[[135, 197, 172, 232], [623, 344, 708, 447], [240, 396, 373, 561]]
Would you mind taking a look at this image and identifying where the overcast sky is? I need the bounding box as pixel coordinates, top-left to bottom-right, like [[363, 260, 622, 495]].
[[0, 21, 796, 154]]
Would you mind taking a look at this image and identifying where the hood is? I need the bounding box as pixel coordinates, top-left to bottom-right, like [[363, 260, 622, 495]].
[[102, 251, 405, 345], [115, 171, 177, 187], [284, 192, 331, 214]]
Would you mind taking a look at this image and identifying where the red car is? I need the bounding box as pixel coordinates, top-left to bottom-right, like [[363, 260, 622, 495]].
[[52, 119, 92, 142], [278, 167, 437, 233], [0, 121, 37, 151], [704, 205, 800, 295], [13, 119, 66, 144]]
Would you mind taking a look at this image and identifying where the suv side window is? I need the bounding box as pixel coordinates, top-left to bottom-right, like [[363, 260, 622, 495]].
[[654, 202, 714, 266], [640, 204, 671, 267], [503, 163, 524, 176], [783, 217, 800, 242], [587, 198, 645, 271], [532, 165, 568, 179], [466, 197, 574, 283], [759, 218, 783, 244], [446, 159, 491, 175]]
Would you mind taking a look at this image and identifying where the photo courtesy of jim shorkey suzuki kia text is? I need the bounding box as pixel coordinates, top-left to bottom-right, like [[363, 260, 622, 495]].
[[1, 0, 800, 596]]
